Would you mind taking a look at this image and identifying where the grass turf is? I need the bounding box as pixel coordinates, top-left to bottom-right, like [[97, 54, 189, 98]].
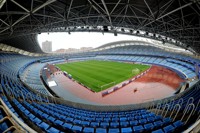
[[56, 60, 150, 92]]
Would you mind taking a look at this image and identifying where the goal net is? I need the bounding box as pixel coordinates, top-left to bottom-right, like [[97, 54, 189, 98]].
[[132, 68, 140, 74]]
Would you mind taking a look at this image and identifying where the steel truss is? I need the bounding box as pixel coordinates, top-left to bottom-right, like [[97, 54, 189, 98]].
[[0, 0, 199, 53]]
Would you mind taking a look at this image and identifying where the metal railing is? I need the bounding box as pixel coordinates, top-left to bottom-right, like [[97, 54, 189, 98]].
[[181, 103, 195, 124], [0, 100, 28, 133], [170, 104, 181, 122]]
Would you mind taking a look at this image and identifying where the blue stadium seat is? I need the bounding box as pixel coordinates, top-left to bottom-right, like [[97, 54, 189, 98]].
[[81, 121, 90, 126], [83, 127, 94, 133], [28, 113, 35, 120], [154, 120, 164, 128], [110, 122, 119, 128], [121, 127, 133, 133], [96, 128, 107, 133], [100, 122, 109, 128], [104, 117, 111, 122], [173, 120, 183, 129], [108, 128, 120, 133], [130, 120, 138, 126], [73, 119, 82, 125], [66, 117, 74, 123], [133, 125, 144, 133], [155, 115, 162, 121], [0, 122, 9, 133], [37, 122, 50, 131], [47, 116, 56, 123], [162, 117, 172, 125], [135, 115, 142, 120], [163, 125, 175, 133], [111, 117, 119, 122], [120, 121, 129, 127], [46, 127, 60, 133], [120, 117, 128, 121], [62, 123, 72, 130], [31, 117, 42, 125], [71, 125, 82, 132], [144, 123, 154, 131], [152, 129, 164, 133], [90, 122, 99, 127], [139, 118, 147, 124], [41, 113, 49, 119], [55, 120, 64, 126], [147, 117, 156, 123]]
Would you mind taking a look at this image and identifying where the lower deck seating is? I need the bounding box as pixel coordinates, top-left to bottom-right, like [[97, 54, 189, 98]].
[[93, 55, 197, 79], [0, 52, 199, 132], [20, 63, 50, 95], [1, 74, 199, 132], [11, 98, 185, 133]]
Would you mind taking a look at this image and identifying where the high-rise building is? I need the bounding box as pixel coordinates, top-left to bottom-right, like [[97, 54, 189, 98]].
[[42, 41, 52, 53]]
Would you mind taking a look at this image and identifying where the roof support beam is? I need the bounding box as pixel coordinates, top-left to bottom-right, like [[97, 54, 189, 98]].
[[160, 27, 200, 33], [66, 0, 74, 20], [0, 19, 9, 26], [113, 6, 127, 22], [31, 0, 34, 11], [157, 2, 193, 20], [0, 11, 28, 15], [10, 0, 29, 12], [157, 0, 175, 18], [49, 6, 65, 19], [12, 14, 29, 27], [0, 27, 9, 34], [143, 0, 154, 19], [179, 0, 185, 32], [101, 0, 112, 26], [0, 0, 6, 9], [129, 6, 142, 25], [139, 2, 194, 29], [89, 0, 107, 14], [86, 6, 92, 24], [32, 0, 57, 13], [6, 0, 57, 34], [110, 0, 122, 15], [124, 0, 130, 15], [87, 0, 110, 25]]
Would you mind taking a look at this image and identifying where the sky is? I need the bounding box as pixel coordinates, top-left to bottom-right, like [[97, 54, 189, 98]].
[[37, 32, 145, 51]]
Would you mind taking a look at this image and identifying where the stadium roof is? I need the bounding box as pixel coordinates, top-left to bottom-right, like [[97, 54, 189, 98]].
[[0, 0, 200, 54]]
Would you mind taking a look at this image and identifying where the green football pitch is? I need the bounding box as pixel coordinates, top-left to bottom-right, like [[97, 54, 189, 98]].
[[56, 60, 150, 92]]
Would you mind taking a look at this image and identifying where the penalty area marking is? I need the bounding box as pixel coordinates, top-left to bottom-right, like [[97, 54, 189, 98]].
[[98, 81, 115, 91]]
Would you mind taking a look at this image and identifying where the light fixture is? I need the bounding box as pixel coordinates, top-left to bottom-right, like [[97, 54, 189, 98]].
[[162, 39, 165, 44], [114, 30, 117, 36], [103, 26, 108, 32]]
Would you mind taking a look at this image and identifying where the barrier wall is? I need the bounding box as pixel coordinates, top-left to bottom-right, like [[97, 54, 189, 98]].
[[102, 67, 151, 97]]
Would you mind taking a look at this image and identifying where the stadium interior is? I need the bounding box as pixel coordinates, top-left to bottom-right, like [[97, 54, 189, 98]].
[[0, 0, 200, 133]]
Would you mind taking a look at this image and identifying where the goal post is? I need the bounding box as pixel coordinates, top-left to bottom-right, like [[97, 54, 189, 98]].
[[132, 68, 140, 74]]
